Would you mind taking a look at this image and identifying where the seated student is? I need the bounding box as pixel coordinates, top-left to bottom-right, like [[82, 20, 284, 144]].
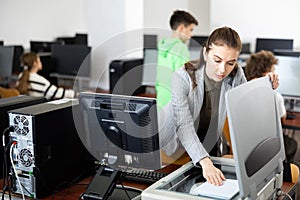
[[16, 52, 76, 100], [245, 50, 297, 162]]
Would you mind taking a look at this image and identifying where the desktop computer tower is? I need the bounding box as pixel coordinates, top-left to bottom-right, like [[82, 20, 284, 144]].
[[109, 58, 144, 96], [8, 99, 95, 198], [0, 95, 47, 178]]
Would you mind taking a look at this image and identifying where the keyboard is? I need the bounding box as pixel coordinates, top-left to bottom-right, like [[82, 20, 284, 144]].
[[287, 113, 297, 120], [121, 169, 167, 184]]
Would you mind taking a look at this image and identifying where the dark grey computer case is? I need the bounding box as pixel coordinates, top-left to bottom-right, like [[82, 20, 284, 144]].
[[0, 95, 47, 178], [109, 58, 144, 96], [8, 99, 95, 198]]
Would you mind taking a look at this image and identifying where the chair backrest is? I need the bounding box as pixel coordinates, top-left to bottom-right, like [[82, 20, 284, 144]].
[[223, 117, 233, 155], [0, 86, 20, 98], [290, 163, 299, 183]]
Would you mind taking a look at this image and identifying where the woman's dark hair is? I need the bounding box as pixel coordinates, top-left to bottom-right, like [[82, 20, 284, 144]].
[[16, 52, 39, 94], [204, 26, 242, 77], [245, 50, 278, 81]]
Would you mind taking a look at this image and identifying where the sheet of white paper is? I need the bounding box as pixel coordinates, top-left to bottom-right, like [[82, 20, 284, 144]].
[[190, 179, 239, 199]]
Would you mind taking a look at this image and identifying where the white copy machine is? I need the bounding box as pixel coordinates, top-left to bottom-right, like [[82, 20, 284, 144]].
[[142, 77, 286, 200]]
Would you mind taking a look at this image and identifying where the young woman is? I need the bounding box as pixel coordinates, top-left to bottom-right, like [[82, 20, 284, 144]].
[[16, 52, 76, 100], [159, 26, 279, 186]]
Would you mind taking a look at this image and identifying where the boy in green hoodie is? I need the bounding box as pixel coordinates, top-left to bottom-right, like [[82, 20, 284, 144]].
[[156, 10, 198, 109]]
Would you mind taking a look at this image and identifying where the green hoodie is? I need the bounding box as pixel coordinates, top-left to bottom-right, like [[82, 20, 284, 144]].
[[155, 38, 190, 109]]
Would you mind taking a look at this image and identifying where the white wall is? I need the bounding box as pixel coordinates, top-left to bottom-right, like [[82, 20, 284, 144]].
[[143, 0, 210, 39], [6, 0, 300, 90], [87, 0, 143, 90], [0, 0, 88, 50], [210, 0, 300, 52]]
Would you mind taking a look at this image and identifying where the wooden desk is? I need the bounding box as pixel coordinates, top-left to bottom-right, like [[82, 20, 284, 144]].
[[1, 163, 296, 200], [279, 181, 297, 200], [283, 112, 300, 131]]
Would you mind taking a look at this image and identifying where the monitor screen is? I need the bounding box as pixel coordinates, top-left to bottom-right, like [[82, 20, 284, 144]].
[[51, 44, 91, 77], [77, 92, 161, 171], [255, 38, 293, 53], [142, 48, 158, 86], [56, 37, 75, 45], [241, 43, 251, 54], [141, 48, 201, 86], [225, 77, 285, 199], [11, 45, 24, 75], [189, 36, 208, 48], [0, 46, 14, 77], [144, 34, 157, 49], [189, 48, 201, 60], [74, 33, 88, 45], [30, 41, 62, 53], [0, 41, 3, 45], [275, 55, 300, 97]]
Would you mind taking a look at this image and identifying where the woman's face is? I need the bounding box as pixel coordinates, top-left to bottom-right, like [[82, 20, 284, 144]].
[[204, 43, 240, 82], [34, 56, 43, 71]]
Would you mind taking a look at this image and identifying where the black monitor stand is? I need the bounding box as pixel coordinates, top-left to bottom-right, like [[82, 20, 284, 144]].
[[82, 165, 121, 200]]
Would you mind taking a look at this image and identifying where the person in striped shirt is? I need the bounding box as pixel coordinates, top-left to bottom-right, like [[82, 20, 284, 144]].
[[16, 52, 76, 100]]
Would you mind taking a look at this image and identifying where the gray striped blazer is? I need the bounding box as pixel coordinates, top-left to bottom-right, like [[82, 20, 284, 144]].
[[159, 62, 247, 165]]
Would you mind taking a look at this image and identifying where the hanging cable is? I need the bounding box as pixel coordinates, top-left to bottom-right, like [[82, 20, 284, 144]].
[[2, 126, 15, 200], [10, 142, 25, 200]]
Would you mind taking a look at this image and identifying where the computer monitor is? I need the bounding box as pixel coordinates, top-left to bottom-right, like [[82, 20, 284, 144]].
[[142, 48, 158, 86], [38, 54, 56, 84], [56, 37, 75, 45], [51, 44, 91, 77], [77, 92, 161, 171], [189, 48, 201, 60], [255, 38, 293, 53], [144, 34, 157, 49], [0, 41, 3, 45], [141, 48, 201, 86], [11, 45, 24, 75], [0, 46, 14, 78], [225, 77, 285, 199], [241, 42, 251, 54], [74, 33, 88, 45], [189, 36, 208, 48], [275, 55, 300, 98], [274, 49, 300, 58], [30, 41, 62, 53]]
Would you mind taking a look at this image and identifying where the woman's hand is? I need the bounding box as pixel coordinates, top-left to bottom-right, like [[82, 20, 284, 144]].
[[199, 157, 226, 186], [266, 72, 279, 90]]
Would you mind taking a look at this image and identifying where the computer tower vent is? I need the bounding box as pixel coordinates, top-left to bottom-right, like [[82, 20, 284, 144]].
[[13, 115, 30, 136], [19, 148, 34, 167]]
